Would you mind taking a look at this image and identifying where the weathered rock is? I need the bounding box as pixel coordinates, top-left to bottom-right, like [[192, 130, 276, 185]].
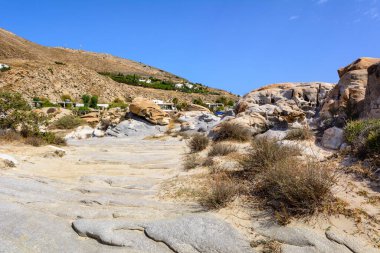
[[0, 154, 17, 167], [44, 145, 66, 158], [255, 129, 288, 140], [65, 126, 94, 140], [363, 62, 380, 118], [80, 112, 100, 124], [100, 107, 126, 127], [338, 57, 380, 78], [322, 127, 344, 150], [73, 215, 254, 253], [235, 82, 334, 130], [106, 116, 166, 137], [176, 111, 220, 134], [185, 103, 211, 112], [129, 97, 170, 125], [93, 128, 105, 137]]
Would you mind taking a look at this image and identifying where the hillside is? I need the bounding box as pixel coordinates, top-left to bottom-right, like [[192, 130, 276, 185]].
[[0, 28, 236, 103]]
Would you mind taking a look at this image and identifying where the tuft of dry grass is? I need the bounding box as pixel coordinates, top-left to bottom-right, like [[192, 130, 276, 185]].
[[241, 137, 300, 173], [0, 130, 22, 143], [187, 133, 209, 152], [24, 136, 44, 147], [200, 173, 240, 209], [214, 122, 251, 142], [183, 153, 201, 171], [208, 142, 238, 157], [284, 127, 313, 141]]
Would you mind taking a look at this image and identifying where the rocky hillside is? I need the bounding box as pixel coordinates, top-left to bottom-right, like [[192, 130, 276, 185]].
[[0, 28, 236, 103]]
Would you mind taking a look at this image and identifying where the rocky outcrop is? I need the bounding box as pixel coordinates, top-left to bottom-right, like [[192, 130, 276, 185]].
[[129, 97, 170, 125], [176, 111, 220, 133], [233, 82, 334, 131], [106, 115, 166, 137], [363, 62, 380, 118], [320, 58, 380, 122], [338, 57, 380, 78], [322, 127, 344, 150]]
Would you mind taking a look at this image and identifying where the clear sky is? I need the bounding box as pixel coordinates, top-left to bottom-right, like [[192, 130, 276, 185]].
[[1, 0, 379, 95]]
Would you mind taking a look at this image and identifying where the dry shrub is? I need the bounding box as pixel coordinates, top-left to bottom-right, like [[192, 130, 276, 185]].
[[241, 137, 300, 173], [187, 133, 209, 152], [24, 136, 44, 147], [0, 130, 21, 142], [208, 142, 237, 157], [214, 122, 251, 142], [284, 127, 313, 140], [255, 159, 336, 216], [202, 156, 214, 167], [200, 173, 239, 209], [183, 153, 200, 171]]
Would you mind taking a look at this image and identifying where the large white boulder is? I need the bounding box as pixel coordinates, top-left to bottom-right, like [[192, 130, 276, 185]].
[[65, 126, 95, 140]]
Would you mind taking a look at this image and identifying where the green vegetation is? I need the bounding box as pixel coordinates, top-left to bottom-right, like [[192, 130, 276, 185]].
[[192, 98, 208, 107], [32, 97, 57, 107], [61, 94, 72, 101], [98, 72, 210, 94], [344, 119, 380, 165], [81, 94, 91, 107], [187, 134, 209, 152], [53, 115, 84, 129], [109, 98, 128, 109], [0, 66, 11, 72], [0, 92, 66, 146], [89, 95, 98, 108], [215, 96, 234, 107]]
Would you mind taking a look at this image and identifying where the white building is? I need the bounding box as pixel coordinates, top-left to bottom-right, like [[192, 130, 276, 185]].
[[175, 83, 184, 89], [0, 64, 10, 70]]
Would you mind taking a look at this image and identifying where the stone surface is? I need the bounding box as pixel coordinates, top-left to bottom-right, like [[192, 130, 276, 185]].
[[185, 103, 211, 112], [129, 97, 170, 125], [338, 57, 380, 78], [0, 153, 18, 166], [322, 127, 344, 150], [65, 125, 95, 140], [176, 111, 220, 134], [364, 62, 380, 118], [234, 82, 334, 130], [106, 115, 166, 137]]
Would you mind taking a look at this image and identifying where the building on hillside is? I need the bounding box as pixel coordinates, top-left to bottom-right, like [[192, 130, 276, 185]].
[[153, 99, 177, 112], [175, 83, 184, 89], [97, 104, 109, 110], [206, 103, 224, 111]]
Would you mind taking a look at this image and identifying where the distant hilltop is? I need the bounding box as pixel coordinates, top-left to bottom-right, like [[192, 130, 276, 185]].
[[0, 28, 237, 104]]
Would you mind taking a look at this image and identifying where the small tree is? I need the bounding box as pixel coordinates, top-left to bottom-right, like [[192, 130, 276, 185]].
[[89, 95, 98, 108], [0, 92, 30, 115], [81, 94, 91, 107], [172, 97, 178, 105]]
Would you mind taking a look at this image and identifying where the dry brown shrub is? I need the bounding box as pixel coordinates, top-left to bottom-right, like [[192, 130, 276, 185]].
[[0, 130, 22, 143], [208, 143, 238, 157], [200, 173, 239, 209], [183, 153, 200, 171], [187, 133, 209, 152], [24, 136, 44, 147], [214, 122, 251, 142]]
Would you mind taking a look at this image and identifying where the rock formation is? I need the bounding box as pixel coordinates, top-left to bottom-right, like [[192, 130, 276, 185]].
[[129, 97, 171, 125], [230, 82, 334, 133], [364, 62, 380, 118], [320, 57, 380, 122]]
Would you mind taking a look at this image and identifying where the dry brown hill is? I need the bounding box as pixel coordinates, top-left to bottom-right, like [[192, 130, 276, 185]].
[[0, 28, 237, 103]]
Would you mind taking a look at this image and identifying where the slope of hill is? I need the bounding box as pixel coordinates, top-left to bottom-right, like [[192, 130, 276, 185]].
[[0, 28, 237, 103]]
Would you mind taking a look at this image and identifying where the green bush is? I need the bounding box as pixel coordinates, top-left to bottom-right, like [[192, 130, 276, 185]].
[[53, 115, 84, 129], [81, 94, 91, 106], [344, 119, 380, 161], [0, 92, 30, 115], [89, 96, 98, 108]]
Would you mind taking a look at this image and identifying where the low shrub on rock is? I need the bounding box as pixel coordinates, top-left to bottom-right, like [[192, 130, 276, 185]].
[[214, 122, 251, 142], [53, 115, 84, 129], [187, 134, 209, 152], [208, 143, 237, 157]]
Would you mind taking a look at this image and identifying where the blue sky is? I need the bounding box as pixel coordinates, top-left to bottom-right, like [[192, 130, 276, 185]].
[[1, 0, 379, 95]]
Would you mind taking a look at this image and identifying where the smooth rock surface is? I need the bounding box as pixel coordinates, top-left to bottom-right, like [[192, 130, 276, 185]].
[[322, 127, 344, 150]]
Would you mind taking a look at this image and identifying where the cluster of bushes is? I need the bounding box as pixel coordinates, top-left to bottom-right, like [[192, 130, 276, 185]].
[[81, 94, 98, 108], [344, 119, 380, 166], [0, 92, 66, 146], [109, 98, 128, 109], [32, 97, 57, 108], [99, 72, 210, 94], [215, 96, 234, 107], [183, 123, 336, 222], [53, 115, 84, 129]]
